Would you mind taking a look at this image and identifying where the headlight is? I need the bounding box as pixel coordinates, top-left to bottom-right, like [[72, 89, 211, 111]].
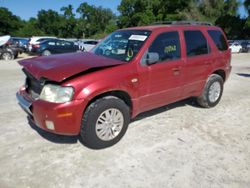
[[39, 84, 74, 103]]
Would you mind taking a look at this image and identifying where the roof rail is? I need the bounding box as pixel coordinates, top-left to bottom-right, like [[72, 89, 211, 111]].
[[152, 21, 213, 26]]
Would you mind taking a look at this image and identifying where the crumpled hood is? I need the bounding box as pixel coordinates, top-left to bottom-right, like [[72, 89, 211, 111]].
[[18, 52, 124, 82]]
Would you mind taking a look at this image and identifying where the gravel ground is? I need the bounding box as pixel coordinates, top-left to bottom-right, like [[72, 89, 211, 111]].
[[0, 53, 249, 188]]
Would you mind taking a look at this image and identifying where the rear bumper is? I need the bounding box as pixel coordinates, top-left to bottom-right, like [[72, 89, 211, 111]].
[[16, 90, 87, 135]]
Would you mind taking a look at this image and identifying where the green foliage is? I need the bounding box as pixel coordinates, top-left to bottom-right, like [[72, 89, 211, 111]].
[[77, 2, 116, 37], [216, 15, 246, 39], [0, 7, 24, 35], [61, 5, 75, 19], [224, 0, 240, 16], [243, 17, 250, 38], [60, 5, 79, 38], [37, 9, 63, 36], [14, 18, 45, 37], [244, 0, 250, 15], [0, 1, 249, 39]]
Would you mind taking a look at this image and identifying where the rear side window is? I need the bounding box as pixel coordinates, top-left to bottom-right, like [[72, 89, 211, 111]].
[[208, 30, 228, 51], [184, 30, 209, 57], [48, 42, 55, 46], [148, 31, 181, 62], [64, 41, 72, 46]]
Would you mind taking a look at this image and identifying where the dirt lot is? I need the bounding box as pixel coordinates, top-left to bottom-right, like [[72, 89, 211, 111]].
[[0, 53, 249, 188]]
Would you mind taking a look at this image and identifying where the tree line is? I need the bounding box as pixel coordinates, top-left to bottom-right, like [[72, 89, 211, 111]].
[[0, 0, 250, 39]]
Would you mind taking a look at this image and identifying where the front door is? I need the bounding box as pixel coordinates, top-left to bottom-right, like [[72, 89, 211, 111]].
[[138, 31, 184, 112]]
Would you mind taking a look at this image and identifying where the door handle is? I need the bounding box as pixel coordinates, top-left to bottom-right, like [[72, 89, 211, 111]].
[[172, 67, 180, 71], [172, 67, 180, 75]]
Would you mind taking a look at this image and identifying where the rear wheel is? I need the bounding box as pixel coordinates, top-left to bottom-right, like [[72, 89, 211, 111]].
[[80, 96, 130, 149], [197, 74, 224, 108], [42, 50, 51, 56], [1, 52, 13, 60]]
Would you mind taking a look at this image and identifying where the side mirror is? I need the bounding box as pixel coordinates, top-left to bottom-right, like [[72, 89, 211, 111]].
[[142, 52, 160, 65]]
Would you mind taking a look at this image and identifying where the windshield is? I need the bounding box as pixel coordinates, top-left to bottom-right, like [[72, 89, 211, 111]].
[[92, 30, 151, 62]]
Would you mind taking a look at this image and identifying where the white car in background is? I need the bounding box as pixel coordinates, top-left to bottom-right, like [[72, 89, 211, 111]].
[[28, 36, 57, 52], [77, 39, 98, 51], [229, 42, 242, 53]]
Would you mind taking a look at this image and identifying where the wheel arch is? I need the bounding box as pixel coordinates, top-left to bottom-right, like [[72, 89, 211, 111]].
[[85, 90, 133, 116], [213, 69, 226, 82]]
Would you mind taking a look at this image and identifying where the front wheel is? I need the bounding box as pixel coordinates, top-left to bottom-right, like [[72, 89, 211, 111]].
[[80, 96, 130, 149], [1, 52, 14, 60], [197, 74, 224, 108]]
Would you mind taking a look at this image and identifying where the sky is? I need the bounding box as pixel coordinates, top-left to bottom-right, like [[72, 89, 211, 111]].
[[0, 0, 248, 20], [0, 0, 121, 20]]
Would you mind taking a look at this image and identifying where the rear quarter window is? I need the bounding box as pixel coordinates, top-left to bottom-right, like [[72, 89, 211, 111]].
[[208, 30, 228, 51]]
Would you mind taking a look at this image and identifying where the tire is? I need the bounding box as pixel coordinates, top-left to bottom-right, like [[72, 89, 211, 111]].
[[197, 74, 224, 108], [14, 53, 18, 59], [80, 96, 130, 149], [1, 52, 13, 60], [42, 50, 51, 56]]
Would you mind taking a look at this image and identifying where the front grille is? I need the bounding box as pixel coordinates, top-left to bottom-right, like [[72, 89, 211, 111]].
[[23, 69, 43, 99]]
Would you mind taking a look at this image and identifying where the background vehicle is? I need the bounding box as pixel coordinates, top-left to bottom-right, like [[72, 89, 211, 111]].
[[28, 36, 57, 52], [31, 38, 79, 56], [77, 39, 98, 51], [9, 37, 29, 52], [0, 47, 17, 60], [17, 22, 231, 149], [0, 35, 19, 60], [241, 41, 250, 53], [229, 42, 242, 53]]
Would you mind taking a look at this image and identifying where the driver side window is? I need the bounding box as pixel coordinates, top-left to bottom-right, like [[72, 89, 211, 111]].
[[145, 31, 181, 65]]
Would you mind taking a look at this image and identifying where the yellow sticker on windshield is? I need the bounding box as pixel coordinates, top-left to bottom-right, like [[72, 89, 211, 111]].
[[164, 45, 177, 53]]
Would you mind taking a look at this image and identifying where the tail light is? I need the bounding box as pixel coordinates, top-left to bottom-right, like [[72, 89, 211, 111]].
[[33, 44, 40, 48], [6, 40, 11, 45]]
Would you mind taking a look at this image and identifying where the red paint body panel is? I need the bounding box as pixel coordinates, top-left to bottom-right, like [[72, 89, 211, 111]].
[[17, 25, 231, 135], [32, 99, 86, 135], [18, 52, 124, 82]]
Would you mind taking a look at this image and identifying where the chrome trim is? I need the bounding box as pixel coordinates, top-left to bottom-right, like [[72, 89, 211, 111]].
[[16, 92, 32, 115]]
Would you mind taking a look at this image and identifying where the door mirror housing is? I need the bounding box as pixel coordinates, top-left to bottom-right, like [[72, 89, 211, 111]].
[[141, 52, 160, 65]]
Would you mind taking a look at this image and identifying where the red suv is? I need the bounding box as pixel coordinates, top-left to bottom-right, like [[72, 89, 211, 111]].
[[17, 22, 231, 149]]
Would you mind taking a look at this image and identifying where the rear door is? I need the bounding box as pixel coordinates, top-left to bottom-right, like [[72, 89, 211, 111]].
[[54, 40, 64, 54], [138, 30, 184, 111], [181, 29, 214, 97], [46, 41, 56, 53], [62, 41, 76, 53], [207, 29, 230, 64]]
